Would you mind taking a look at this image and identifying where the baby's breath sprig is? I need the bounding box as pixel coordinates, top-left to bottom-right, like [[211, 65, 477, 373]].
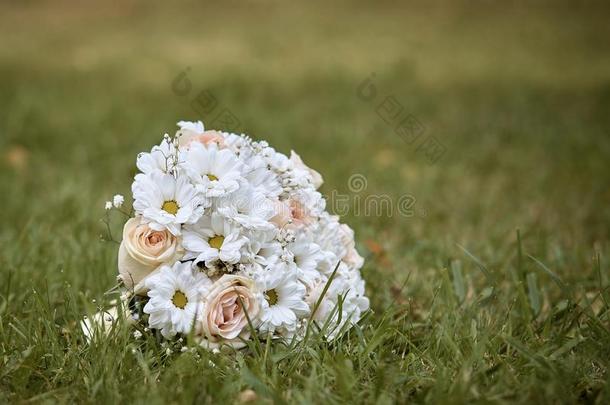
[[100, 194, 130, 243], [100, 210, 119, 244]]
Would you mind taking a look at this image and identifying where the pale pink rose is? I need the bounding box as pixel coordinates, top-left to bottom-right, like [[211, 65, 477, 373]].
[[270, 199, 313, 229], [118, 217, 184, 293], [290, 150, 323, 189], [270, 200, 291, 227], [179, 130, 225, 149], [288, 199, 314, 227], [198, 275, 260, 346]]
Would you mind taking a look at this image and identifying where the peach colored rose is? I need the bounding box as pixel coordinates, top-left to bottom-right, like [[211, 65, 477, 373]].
[[118, 217, 184, 293], [270, 199, 313, 229], [198, 275, 260, 346], [288, 199, 313, 227], [179, 129, 225, 149], [270, 200, 291, 228], [290, 150, 323, 189]]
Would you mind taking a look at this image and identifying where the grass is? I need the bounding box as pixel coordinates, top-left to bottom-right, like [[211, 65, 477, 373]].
[[1, 0, 610, 403]]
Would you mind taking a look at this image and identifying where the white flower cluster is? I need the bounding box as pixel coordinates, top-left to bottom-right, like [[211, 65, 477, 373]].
[[110, 121, 368, 349]]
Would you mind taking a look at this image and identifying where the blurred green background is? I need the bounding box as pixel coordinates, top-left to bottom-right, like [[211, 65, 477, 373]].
[[1, 0, 609, 402], [2, 0, 608, 293]]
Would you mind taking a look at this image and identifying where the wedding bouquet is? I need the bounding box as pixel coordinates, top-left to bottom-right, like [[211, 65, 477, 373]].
[[84, 121, 369, 349]]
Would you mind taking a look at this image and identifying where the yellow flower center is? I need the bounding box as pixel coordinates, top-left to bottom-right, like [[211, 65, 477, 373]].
[[207, 174, 218, 181], [208, 235, 224, 249], [172, 290, 188, 309], [161, 200, 179, 215], [265, 289, 278, 306]]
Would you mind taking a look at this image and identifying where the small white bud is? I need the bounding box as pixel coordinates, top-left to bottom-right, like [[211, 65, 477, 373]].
[[113, 194, 124, 208]]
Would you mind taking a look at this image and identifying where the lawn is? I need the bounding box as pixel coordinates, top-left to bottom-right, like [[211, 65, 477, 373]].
[[1, 1, 610, 403]]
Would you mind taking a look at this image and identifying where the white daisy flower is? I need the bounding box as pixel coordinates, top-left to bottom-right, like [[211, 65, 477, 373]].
[[286, 235, 324, 287], [182, 212, 247, 268], [177, 120, 204, 134], [181, 143, 244, 198], [338, 265, 369, 316], [266, 150, 292, 172], [315, 250, 340, 277], [241, 228, 281, 268], [143, 261, 211, 338], [244, 156, 282, 197], [223, 132, 253, 157], [306, 263, 369, 338], [313, 213, 347, 259], [137, 136, 177, 174], [132, 171, 206, 235], [255, 269, 310, 333], [216, 185, 275, 231], [105, 201, 113, 210]]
